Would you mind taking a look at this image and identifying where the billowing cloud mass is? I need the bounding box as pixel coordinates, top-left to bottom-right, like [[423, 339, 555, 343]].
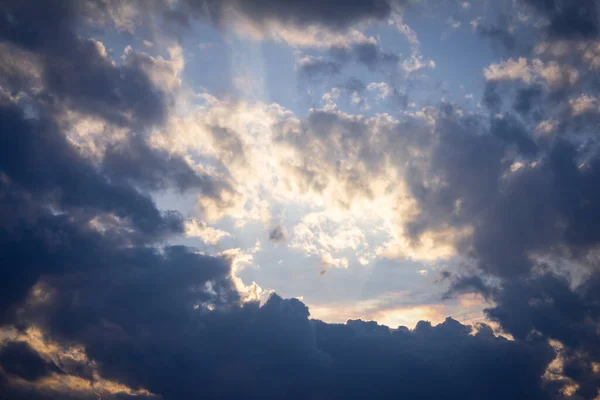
[[1, 0, 600, 399]]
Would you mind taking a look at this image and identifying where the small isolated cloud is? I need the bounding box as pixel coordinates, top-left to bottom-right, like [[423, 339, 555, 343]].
[[401, 54, 436, 74], [269, 224, 287, 243], [448, 17, 461, 29], [198, 42, 216, 50]]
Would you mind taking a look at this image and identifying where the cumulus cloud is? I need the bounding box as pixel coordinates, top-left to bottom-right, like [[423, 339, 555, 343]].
[[3, 291, 560, 400]]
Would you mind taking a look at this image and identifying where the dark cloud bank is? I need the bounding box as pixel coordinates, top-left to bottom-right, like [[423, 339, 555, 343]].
[[0, 1, 600, 399]]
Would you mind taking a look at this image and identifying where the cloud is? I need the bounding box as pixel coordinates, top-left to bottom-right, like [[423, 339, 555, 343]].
[[0, 11, 166, 126], [367, 81, 395, 99], [103, 135, 228, 194], [400, 54, 435, 74], [3, 1, 600, 399], [0, 0, 237, 323], [477, 271, 600, 399], [367, 81, 408, 107], [155, 0, 402, 50], [330, 41, 400, 70], [5, 289, 561, 400], [0, 103, 184, 243], [290, 212, 370, 267], [185, 218, 231, 245], [268, 224, 287, 243], [211, 0, 394, 31], [296, 55, 341, 78], [295, 39, 402, 81], [521, 0, 600, 40], [0, 341, 61, 382], [484, 58, 579, 89]]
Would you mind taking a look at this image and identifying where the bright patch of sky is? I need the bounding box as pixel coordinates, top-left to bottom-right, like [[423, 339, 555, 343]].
[[79, 1, 520, 328]]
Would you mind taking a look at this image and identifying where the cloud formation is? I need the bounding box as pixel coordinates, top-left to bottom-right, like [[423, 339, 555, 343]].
[[2, 0, 600, 399]]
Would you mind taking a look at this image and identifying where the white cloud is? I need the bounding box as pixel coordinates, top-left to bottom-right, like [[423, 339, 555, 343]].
[[220, 8, 378, 49], [569, 94, 600, 116], [367, 82, 393, 99], [484, 57, 579, 89], [220, 248, 267, 303], [185, 218, 231, 245], [389, 12, 419, 48], [290, 212, 369, 268], [535, 119, 558, 135], [401, 54, 436, 74]]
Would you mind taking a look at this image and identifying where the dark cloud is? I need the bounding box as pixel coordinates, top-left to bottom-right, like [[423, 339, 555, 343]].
[[315, 317, 555, 400], [483, 271, 600, 399], [514, 85, 543, 116], [490, 115, 538, 155], [15, 286, 562, 400], [522, 0, 600, 40], [0, 0, 168, 126], [443, 275, 494, 300], [405, 113, 505, 242], [0, 0, 226, 322], [482, 82, 503, 112], [0, 103, 183, 240], [184, 0, 395, 31], [477, 1, 600, 56], [103, 135, 228, 194], [0, 341, 60, 381], [405, 110, 600, 277]]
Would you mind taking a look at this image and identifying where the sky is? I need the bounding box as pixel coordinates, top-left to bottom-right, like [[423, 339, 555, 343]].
[[1, 0, 600, 399]]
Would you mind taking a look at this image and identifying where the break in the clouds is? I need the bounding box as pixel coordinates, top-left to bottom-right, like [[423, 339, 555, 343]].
[[2, 0, 600, 399]]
